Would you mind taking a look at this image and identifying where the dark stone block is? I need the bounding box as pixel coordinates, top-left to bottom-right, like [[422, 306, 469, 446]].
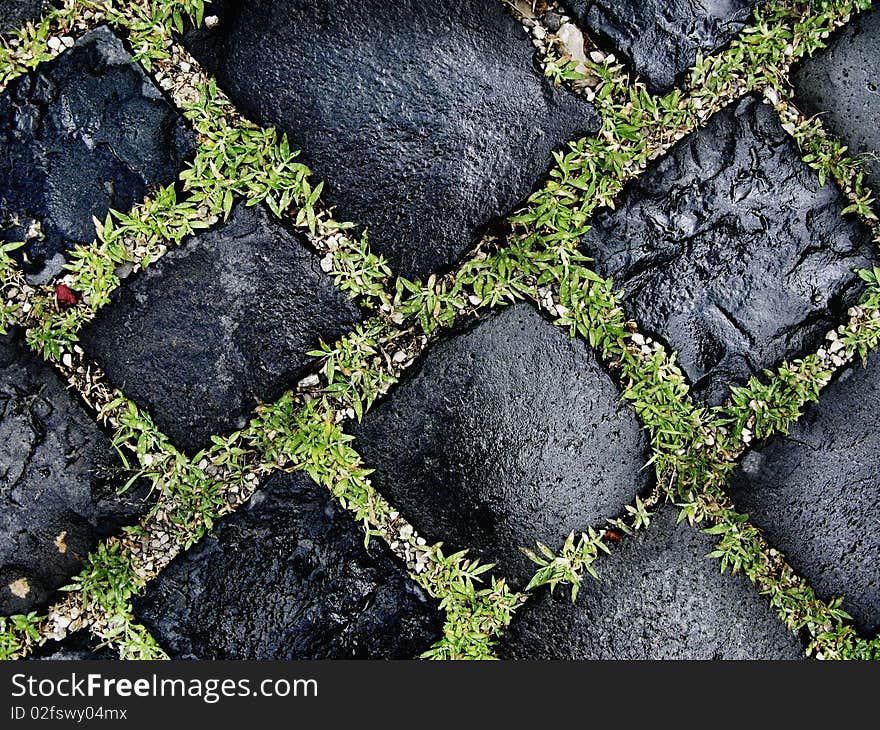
[[183, 0, 599, 280], [0, 332, 149, 616], [730, 350, 880, 635], [793, 9, 880, 193], [134, 471, 443, 659], [80, 203, 362, 454], [566, 0, 759, 94], [0, 0, 50, 33], [0, 25, 196, 284], [580, 95, 873, 406], [350, 303, 651, 587], [28, 632, 117, 661], [499, 506, 804, 659]]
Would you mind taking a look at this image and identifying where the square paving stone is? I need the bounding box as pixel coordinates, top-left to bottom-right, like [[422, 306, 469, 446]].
[[730, 349, 880, 635], [0, 331, 150, 616], [134, 471, 444, 660], [79, 202, 362, 454], [0, 25, 196, 284], [499, 506, 804, 659], [792, 9, 880, 194], [350, 303, 651, 588], [0, 0, 51, 33], [580, 95, 874, 406], [565, 0, 760, 94], [182, 0, 599, 280]]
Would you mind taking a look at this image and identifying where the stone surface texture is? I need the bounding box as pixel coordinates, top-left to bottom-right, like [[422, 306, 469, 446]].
[[581, 95, 873, 405], [80, 203, 362, 454], [183, 0, 599, 280], [793, 9, 880, 193], [0, 25, 195, 283], [351, 303, 651, 587], [0, 0, 48, 33], [134, 472, 443, 660], [566, 0, 759, 94], [0, 332, 149, 616], [500, 507, 804, 659], [730, 351, 880, 635]]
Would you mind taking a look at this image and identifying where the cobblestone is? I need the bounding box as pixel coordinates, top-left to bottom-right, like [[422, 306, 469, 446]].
[[499, 507, 805, 659], [0, 331, 149, 616], [565, 0, 758, 94], [183, 0, 599, 279], [0, 1, 48, 34], [135, 471, 443, 659], [351, 303, 651, 587], [581, 96, 873, 405], [80, 203, 362, 453], [793, 9, 880, 193], [0, 26, 195, 284], [730, 351, 880, 635]]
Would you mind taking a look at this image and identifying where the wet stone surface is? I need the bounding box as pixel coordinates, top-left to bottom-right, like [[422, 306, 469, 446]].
[[0, 332, 149, 616], [80, 203, 362, 454], [0, 25, 195, 284], [793, 9, 880, 193], [581, 95, 873, 406], [0, 0, 50, 33], [730, 351, 880, 635], [565, 0, 759, 94], [28, 632, 117, 661], [135, 471, 443, 659], [183, 0, 598, 280], [351, 303, 651, 587], [500, 506, 804, 659]]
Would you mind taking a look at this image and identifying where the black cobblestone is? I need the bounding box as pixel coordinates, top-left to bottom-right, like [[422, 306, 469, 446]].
[[565, 0, 759, 94], [581, 95, 873, 405], [793, 9, 880, 193], [80, 203, 362, 454], [134, 471, 443, 660], [351, 303, 651, 587], [0, 0, 49, 33], [183, 0, 599, 280], [0, 25, 195, 284], [730, 351, 880, 635], [499, 506, 804, 659], [0, 332, 149, 616]]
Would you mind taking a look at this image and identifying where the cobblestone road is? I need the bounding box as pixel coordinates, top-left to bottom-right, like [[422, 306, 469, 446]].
[[1, 0, 878, 660]]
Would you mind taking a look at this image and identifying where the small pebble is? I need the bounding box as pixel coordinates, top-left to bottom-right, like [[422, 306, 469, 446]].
[[543, 10, 564, 32], [298, 373, 321, 389]]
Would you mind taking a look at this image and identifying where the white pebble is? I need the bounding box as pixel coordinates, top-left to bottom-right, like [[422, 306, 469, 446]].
[[298, 373, 320, 389]]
